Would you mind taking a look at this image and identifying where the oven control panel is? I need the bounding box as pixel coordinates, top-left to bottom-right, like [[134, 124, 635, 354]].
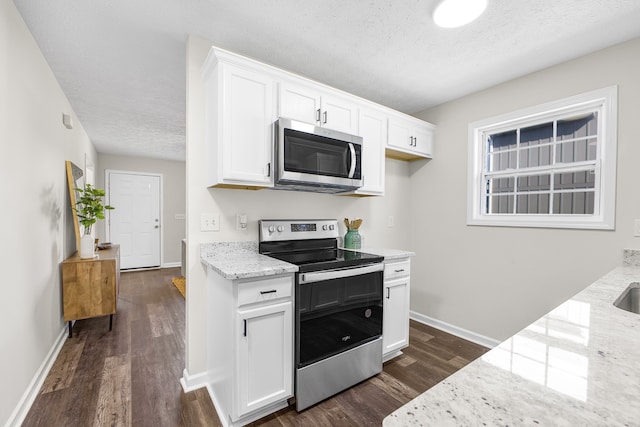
[[259, 219, 339, 242]]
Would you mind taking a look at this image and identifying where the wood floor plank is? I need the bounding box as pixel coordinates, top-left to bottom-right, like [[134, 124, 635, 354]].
[[94, 354, 131, 427], [24, 267, 490, 427], [148, 302, 174, 338], [40, 338, 85, 393]]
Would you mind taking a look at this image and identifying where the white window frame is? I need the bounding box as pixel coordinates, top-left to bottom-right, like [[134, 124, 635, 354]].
[[467, 86, 617, 230]]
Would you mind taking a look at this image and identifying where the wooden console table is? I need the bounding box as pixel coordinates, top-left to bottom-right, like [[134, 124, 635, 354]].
[[62, 245, 120, 337]]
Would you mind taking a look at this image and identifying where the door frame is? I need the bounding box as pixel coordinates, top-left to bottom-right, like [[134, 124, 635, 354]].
[[105, 169, 164, 269]]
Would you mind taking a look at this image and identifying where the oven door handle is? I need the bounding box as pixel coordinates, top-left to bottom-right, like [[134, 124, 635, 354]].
[[299, 263, 383, 284]]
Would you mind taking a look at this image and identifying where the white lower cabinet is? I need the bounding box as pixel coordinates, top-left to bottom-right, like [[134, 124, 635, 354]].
[[383, 258, 411, 361], [237, 301, 292, 417], [207, 271, 293, 425]]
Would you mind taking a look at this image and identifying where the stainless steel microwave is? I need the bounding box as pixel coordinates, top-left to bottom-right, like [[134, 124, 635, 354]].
[[274, 118, 363, 193]]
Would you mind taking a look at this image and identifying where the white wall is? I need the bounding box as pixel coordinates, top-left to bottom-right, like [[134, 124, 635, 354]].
[[410, 38, 640, 342], [185, 35, 413, 381], [0, 1, 97, 424], [96, 154, 186, 265]]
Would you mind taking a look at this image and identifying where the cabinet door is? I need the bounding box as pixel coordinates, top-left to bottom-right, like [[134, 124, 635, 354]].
[[221, 64, 274, 186], [412, 124, 434, 158], [355, 107, 386, 195], [279, 81, 321, 125], [236, 300, 293, 418], [387, 118, 413, 151], [383, 277, 410, 357], [321, 94, 359, 134]]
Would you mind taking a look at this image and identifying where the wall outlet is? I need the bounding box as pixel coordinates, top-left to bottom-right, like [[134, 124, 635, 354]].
[[635, 219, 640, 237], [201, 213, 220, 232], [236, 213, 248, 231]]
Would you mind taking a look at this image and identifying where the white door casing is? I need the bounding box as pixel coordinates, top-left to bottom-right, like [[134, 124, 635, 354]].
[[106, 171, 161, 269]]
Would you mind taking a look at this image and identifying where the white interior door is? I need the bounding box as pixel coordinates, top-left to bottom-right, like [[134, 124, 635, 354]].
[[108, 172, 161, 269]]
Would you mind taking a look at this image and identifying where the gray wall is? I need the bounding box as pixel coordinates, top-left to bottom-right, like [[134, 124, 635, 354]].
[[1, 1, 97, 424], [409, 37, 640, 341], [96, 154, 186, 266]]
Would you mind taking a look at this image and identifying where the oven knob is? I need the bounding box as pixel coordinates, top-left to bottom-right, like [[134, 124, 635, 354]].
[[329, 224, 335, 230], [268, 226, 275, 233], [322, 225, 328, 230], [277, 225, 285, 232]]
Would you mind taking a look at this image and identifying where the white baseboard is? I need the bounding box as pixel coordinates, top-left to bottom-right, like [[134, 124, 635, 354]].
[[162, 262, 181, 269], [180, 368, 207, 393], [5, 326, 68, 427], [410, 311, 501, 349]]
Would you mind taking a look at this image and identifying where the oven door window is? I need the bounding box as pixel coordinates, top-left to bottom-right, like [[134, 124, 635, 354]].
[[284, 129, 361, 179], [297, 270, 382, 368]]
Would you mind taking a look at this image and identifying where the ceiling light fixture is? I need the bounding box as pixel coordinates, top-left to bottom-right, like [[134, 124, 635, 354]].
[[433, 0, 488, 28]]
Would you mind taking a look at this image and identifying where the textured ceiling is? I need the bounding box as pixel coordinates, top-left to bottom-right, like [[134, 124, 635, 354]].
[[13, 0, 640, 161]]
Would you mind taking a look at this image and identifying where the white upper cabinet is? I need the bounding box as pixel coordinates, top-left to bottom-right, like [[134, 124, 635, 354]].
[[387, 114, 435, 160], [351, 106, 386, 196], [279, 80, 359, 134], [202, 46, 436, 192], [203, 50, 276, 189]]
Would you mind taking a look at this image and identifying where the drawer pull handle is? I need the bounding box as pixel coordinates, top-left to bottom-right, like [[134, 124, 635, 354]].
[[243, 319, 247, 337], [394, 269, 405, 273], [260, 289, 277, 295], [386, 288, 391, 299]]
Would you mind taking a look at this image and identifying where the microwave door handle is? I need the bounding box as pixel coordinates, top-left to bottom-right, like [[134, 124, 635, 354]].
[[347, 143, 356, 178]]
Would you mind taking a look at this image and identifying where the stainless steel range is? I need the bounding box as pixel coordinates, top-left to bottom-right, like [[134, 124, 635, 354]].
[[259, 219, 384, 411]]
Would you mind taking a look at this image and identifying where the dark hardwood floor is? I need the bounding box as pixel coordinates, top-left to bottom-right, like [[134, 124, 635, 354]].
[[23, 268, 488, 426]]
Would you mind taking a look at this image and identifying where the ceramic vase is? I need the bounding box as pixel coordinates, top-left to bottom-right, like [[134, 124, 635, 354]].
[[344, 229, 361, 249], [80, 233, 95, 259]]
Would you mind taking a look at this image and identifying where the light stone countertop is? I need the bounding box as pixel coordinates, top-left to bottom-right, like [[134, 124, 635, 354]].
[[200, 242, 298, 280], [384, 249, 640, 426]]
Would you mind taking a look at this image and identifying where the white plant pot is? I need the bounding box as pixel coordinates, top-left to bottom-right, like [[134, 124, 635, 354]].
[[80, 233, 95, 259]]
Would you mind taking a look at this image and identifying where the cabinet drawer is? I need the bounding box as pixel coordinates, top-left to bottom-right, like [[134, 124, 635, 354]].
[[384, 260, 410, 280], [237, 276, 292, 307]]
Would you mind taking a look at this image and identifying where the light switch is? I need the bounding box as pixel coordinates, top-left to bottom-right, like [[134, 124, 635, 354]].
[[635, 219, 640, 237], [201, 213, 220, 232]]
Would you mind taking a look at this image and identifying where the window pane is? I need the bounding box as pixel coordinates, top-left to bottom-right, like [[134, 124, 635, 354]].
[[487, 177, 515, 194], [487, 150, 517, 172], [489, 194, 514, 214], [517, 193, 550, 214], [557, 113, 598, 141], [556, 138, 597, 163], [521, 123, 553, 147], [517, 174, 551, 192], [521, 145, 552, 168], [553, 171, 595, 190], [553, 191, 595, 214], [488, 130, 517, 152]]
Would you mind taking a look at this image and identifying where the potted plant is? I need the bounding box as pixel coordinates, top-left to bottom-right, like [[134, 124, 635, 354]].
[[74, 184, 114, 258]]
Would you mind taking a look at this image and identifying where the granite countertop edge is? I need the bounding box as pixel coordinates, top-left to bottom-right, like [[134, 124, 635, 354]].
[[200, 242, 298, 280]]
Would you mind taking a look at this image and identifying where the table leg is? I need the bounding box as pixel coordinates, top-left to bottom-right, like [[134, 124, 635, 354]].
[[109, 314, 113, 331], [68, 321, 72, 338]]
